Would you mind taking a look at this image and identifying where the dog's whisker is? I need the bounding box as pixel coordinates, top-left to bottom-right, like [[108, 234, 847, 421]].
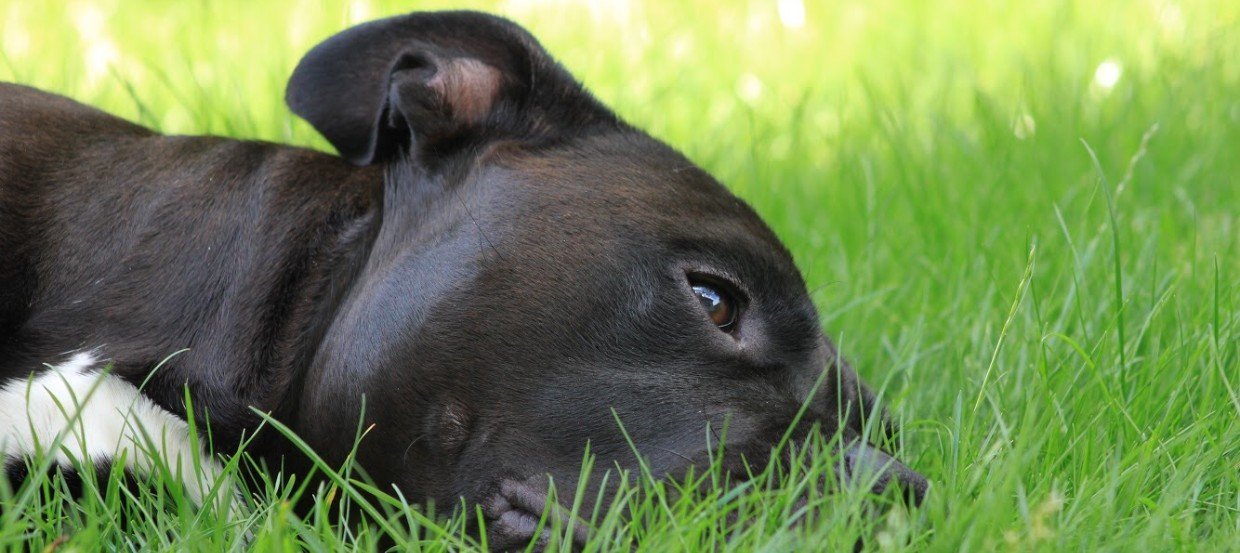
[[807, 280, 843, 298], [402, 435, 426, 462], [653, 446, 694, 463]]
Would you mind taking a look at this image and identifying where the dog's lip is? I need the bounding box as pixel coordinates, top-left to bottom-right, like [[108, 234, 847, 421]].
[[841, 441, 929, 505]]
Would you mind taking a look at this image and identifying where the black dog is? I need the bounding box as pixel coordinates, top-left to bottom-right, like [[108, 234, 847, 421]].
[[0, 10, 926, 548]]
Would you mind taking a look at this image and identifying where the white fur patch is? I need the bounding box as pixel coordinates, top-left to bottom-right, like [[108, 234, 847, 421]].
[[0, 351, 227, 504]]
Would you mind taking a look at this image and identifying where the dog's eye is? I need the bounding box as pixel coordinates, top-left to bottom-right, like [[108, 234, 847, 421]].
[[691, 282, 738, 332]]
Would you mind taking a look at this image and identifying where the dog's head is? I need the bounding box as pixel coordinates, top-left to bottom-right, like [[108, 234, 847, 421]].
[[286, 11, 925, 545]]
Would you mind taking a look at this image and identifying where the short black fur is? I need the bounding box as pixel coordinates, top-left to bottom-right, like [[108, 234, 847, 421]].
[[0, 10, 926, 549]]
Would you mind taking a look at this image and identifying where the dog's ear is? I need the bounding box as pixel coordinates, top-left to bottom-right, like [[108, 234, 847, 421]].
[[286, 10, 623, 166]]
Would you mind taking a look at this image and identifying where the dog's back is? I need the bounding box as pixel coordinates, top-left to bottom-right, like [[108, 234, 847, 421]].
[[0, 84, 377, 427], [0, 84, 154, 356], [0, 83, 151, 143]]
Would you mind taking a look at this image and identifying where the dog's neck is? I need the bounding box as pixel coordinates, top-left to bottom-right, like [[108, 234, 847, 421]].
[[264, 167, 386, 431]]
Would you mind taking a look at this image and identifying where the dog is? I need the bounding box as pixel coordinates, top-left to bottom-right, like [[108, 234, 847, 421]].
[[0, 10, 926, 548]]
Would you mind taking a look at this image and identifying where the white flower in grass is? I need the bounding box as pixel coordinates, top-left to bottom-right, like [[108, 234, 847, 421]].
[[778, 0, 807, 30], [1013, 113, 1037, 140], [72, 3, 120, 85], [1094, 59, 1123, 90], [348, 0, 372, 24], [737, 73, 764, 103]]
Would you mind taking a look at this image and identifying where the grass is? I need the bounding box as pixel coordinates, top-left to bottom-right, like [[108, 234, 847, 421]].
[[2, 0, 1237, 550]]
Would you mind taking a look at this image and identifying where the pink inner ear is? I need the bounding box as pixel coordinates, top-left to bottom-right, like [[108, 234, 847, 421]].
[[429, 58, 503, 125]]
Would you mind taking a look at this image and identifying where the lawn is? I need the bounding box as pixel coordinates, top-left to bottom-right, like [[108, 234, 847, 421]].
[[1, 0, 1237, 550]]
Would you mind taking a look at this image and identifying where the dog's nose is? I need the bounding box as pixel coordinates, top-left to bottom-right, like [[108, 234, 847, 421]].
[[842, 442, 928, 505]]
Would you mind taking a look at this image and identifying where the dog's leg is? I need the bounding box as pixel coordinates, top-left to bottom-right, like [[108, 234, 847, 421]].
[[0, 351, 230, 507]]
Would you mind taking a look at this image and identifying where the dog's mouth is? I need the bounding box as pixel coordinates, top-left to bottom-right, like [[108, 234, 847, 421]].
[[840, 441, 929, 505], [467, 440, 926, 550]]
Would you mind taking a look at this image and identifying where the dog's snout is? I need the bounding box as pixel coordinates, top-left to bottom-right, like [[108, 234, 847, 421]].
[[842, 442, 928, 505]]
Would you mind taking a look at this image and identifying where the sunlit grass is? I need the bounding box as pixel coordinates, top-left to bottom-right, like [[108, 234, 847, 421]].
[[1, 0, 1237, 550]]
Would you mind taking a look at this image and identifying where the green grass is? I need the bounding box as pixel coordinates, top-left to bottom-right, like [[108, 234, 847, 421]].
[[2, 0, 1237, 550]]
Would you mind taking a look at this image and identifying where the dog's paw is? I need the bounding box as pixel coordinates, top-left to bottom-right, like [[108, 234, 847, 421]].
[[481, 478, 591, 551]]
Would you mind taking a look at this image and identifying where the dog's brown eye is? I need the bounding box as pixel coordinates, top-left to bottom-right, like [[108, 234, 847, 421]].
[[692, 283, 737, 331]]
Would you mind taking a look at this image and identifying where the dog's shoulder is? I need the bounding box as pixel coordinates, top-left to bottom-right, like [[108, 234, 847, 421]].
[[0, 82, 153, 141]]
